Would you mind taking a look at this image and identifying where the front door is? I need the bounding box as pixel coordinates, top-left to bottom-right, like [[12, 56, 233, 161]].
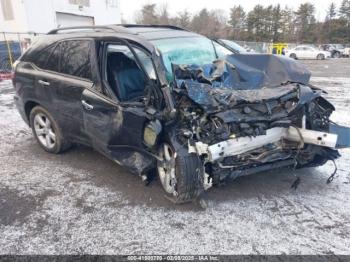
[[81, 41, 158, 174], [81, 88, 148, 153]]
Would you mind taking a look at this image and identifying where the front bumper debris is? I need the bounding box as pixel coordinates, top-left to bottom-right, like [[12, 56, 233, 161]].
[[191, 127, 338, 162], [329, 123, 350, 148]]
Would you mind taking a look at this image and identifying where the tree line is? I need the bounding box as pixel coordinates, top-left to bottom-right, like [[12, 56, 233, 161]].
[[133, 1, 350, 43]]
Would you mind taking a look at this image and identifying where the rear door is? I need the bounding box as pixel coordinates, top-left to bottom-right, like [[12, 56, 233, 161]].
[[52, 39, 95, 144], [27, 40, 94, 143], [27, 43, 61, 113], [303, 47, 315, 59]]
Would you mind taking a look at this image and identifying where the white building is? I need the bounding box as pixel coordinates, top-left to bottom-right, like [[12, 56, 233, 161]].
[[0, 0, 121, 34]]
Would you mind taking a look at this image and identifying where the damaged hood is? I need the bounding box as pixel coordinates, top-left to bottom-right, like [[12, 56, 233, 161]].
[[173, 54, 312, 111], [173, 54, 311, 89]]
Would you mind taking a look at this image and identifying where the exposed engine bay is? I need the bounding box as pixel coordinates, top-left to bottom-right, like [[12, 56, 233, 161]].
[[167, 55, 343, 188], [139, 53, 350, 203]]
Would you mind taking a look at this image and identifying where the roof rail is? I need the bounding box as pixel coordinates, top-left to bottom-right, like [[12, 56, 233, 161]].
[[47, 25, 131, 35], [118, 24, 188, 31]]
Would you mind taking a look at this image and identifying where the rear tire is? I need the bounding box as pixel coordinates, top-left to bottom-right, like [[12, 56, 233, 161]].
[[157, 140, 204, 203], [29, 106, 71, 154], [317, 54, 325, 60], [289, 53, 297, 59]]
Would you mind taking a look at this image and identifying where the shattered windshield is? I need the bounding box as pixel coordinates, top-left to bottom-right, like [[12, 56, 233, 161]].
[[151, 37, 218, 79]]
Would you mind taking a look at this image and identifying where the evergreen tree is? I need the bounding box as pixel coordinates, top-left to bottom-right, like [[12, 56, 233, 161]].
[[339, 0, 350, 22], [326, 2, 337, 20], [228, 5, 246, 39], [294, 3, 316, 42]]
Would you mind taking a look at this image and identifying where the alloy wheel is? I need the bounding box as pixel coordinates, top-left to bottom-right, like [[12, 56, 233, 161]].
[[157, 143, 177, 195], [33, 113, 56, 149]]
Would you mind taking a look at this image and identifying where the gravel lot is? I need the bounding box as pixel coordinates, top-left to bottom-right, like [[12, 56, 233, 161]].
[[0, 58, 350, 255]]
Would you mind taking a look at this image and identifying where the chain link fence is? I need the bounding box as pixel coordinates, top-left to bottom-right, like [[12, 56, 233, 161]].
[[235, 41, 298, 54]]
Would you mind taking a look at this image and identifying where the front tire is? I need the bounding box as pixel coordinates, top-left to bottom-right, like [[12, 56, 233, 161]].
[[333, 52, 340, 58], [29, 106, 71, 154], [157, 142, 204, 203], [317, 54, 325, 60]]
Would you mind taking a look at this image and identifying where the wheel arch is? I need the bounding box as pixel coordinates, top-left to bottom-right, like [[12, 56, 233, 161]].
[[24, 100, 40, 126], [289, 53, 297, 59], [317, 53, 325, 59]]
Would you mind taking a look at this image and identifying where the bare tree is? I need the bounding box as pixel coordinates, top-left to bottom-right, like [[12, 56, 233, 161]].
[[158, 3, 170, 24], [135, 4, 158, 24]]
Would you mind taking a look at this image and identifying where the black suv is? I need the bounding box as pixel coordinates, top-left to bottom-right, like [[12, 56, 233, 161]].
[[14, 25, 349, 203]]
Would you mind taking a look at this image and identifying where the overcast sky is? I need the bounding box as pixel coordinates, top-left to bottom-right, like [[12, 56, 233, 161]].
[[119, 0, 343, 23]]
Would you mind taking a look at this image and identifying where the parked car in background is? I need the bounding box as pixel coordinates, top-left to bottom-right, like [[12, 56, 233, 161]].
[[0, 41, 21, 72], [286, 45, 331, 60], [343, 44, 350, 57], [320, 44, 344, 58], [216, 39, 250, 53]]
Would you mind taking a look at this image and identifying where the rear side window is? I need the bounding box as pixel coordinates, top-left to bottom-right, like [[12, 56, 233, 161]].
[[59, 40, 92, 80], [34, 44, 57, 69], [45, 44, 60, 72], [33, 40, 92, 81]]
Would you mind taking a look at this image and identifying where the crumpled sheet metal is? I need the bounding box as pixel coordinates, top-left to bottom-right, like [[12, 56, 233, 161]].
[[185, 82, 299, 111], [173, 54, 312, 112], [111, 148, 155, 175]]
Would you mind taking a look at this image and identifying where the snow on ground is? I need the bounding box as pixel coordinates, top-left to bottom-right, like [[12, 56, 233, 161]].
[[0, 60, 350, 255]]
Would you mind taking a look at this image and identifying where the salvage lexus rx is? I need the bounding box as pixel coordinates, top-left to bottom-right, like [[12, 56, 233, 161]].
[[13, 25, 350, 203]]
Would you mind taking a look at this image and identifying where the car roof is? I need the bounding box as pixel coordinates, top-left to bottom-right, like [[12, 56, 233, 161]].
[[46, 24, 201, 40], [23, 24, 203, 60], [121, 25, 201, 40]]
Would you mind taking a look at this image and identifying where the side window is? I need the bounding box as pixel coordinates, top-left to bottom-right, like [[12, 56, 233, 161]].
[[106, 44, 148, 102], [133, 47, 156, 80], [59, 40, 92, 80], [45, 44, 60, 72], [34, 44, 57, 69]]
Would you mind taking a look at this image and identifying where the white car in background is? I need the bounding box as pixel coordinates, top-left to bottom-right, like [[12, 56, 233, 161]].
[[343, 46, 350, 57], [286, 45, 331, 60]]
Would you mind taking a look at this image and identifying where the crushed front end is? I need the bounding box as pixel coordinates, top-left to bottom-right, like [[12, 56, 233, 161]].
[[170, 54, 348, 189]]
